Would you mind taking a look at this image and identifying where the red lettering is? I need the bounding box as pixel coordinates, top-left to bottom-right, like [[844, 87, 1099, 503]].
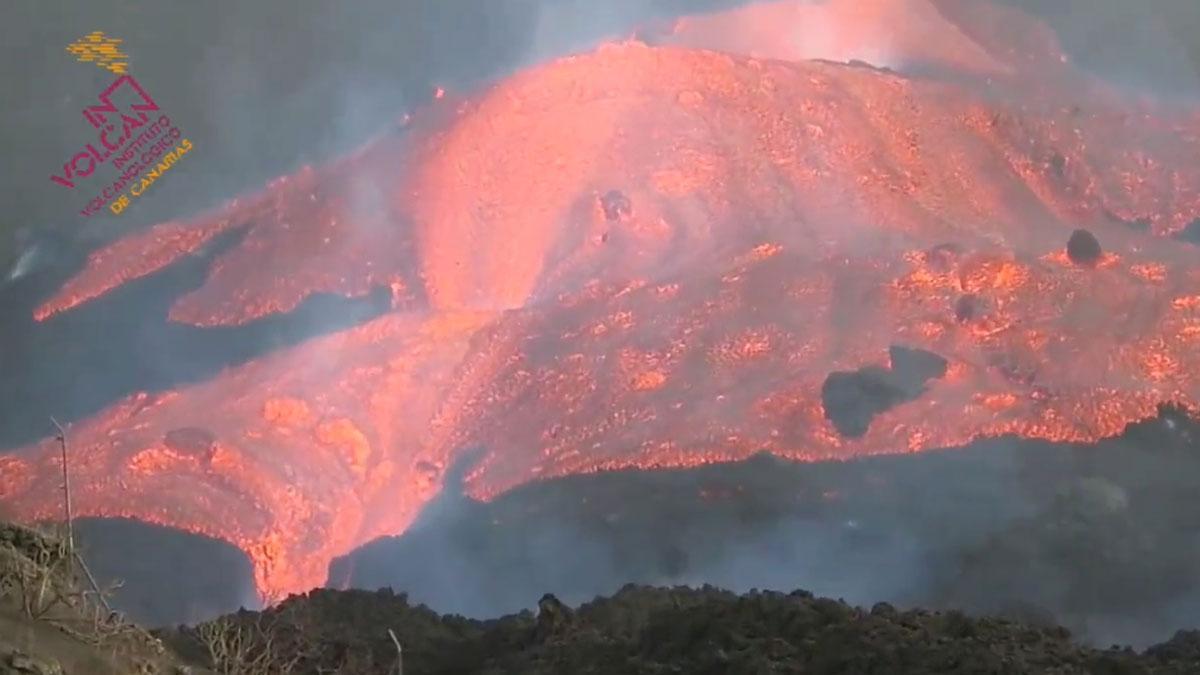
[[85, 143, 111, 163], [50, 162, 75, 189], [83, 102, 117, 131], [71, 152, 97, 179], [114, 147, 134, 170], [120, 112, 147, 139], [60, 77, 178, 198], [101, 124, 126, 152], [83, 75, 160, 129]]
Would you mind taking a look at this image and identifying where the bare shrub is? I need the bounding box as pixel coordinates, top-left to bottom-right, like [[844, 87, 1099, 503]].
[[0, 523, 166, 662], [196, 614, 303, 675], [0, 525, 75, 619]]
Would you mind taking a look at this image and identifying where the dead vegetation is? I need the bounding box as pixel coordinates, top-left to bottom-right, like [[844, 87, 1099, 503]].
[[0, 524, 75, 620], [194, 614, 305, 675], [0, 522, 180, 674]]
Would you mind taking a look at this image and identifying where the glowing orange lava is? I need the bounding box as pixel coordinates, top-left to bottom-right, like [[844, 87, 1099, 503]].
[[6, 1, 1200, 600]]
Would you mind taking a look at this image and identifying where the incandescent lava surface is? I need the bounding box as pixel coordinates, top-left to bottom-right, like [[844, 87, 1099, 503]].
[[6, 0, 1200, 601]]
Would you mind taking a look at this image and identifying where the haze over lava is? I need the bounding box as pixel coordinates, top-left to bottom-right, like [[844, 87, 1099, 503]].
[[5, 0, 1200, 601]]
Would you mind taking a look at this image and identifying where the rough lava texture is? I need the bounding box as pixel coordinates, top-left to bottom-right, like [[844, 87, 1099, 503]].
[[5, 0, 1200, 601]]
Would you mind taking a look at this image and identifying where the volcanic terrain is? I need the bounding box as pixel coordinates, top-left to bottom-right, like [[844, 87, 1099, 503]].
[[4, 0, 1200, 606]]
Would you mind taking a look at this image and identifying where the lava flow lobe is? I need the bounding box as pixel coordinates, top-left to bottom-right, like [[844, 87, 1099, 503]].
[[5, 0, 1200, 601]]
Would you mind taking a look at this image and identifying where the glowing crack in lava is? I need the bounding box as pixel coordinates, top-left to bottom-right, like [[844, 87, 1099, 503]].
[[6, 0, 1200, 600]]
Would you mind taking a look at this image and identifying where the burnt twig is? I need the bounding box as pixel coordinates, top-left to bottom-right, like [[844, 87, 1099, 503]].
[[49, 417, 73, 557]]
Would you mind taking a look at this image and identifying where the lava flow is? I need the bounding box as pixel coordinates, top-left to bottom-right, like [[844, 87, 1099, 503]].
[[5, 0, 1200, 601]]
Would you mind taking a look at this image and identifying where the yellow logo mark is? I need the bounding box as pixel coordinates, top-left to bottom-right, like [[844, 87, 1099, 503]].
[[66, 31, 129, 75]]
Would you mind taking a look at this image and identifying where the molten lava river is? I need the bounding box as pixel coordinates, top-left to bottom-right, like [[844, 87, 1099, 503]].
[[5, 0, 1200, 601]]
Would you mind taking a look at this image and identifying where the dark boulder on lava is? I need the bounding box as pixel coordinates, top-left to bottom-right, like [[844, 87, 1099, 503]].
[[955, 294, 979, 322], [926, 242, 963, 271], [162, 427, 217, 459], [821, 346, 948, 437], [888, 345, 949, 388], [1066, 229, 1102, 266], [600, 190, 632, 222], [821, 367, 904, 437]]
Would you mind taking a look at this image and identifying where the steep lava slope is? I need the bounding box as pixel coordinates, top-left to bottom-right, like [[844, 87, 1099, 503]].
[[5, 0, 1200, 601]]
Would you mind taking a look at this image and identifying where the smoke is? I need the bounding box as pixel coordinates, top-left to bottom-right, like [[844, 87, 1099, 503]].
[[71, 517, 262, 627], [520, 0, 739, 66], [332, 448, 987, 624], [1002, 0, 1200, 97], [331, 416, 1200, 649]]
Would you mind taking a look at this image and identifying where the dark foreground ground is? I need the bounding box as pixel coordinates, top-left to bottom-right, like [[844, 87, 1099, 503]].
[[6, 527, 1200, 675], [158, 584, 1200, 674], [8, 527, 1200, 675]]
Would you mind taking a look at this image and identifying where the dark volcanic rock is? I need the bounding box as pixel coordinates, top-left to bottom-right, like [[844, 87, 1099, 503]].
[[1174, 219, 1200, 244], [955, 293, 979, 322], [926, 242, 963, 271], [1049, 152, 1067, 179], [164, 584, 1200, 674], [888, 345, 948, 389], [1067, 228, 1103, 265], [162, 427, 217, 458], [821, 367, 903, 437], [821, 345, 948, 437], [1145, 630, 1200, 668], [600, 189, 632, 221]]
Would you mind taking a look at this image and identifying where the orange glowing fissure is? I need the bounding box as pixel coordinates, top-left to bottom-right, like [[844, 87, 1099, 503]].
[[6, 0, 1200, 601]]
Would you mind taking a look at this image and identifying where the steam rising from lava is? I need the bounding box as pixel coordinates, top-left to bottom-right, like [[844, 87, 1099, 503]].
[[5, 0, 1200, 601], [660, 0, 1016, 74]]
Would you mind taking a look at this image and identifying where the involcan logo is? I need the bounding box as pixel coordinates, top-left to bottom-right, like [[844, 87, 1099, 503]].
[[66, 31, 129, 75], [53, 31, 195, 217]]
